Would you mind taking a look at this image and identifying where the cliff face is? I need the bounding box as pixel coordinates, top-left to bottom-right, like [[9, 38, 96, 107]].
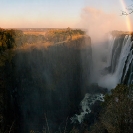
[[0, 29, 92, 133]]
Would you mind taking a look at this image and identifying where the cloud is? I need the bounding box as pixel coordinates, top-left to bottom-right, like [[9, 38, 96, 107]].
[[78, 7, 128, 42]]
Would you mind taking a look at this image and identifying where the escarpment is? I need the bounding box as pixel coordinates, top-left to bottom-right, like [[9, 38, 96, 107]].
[[0, 28, 92, 133]]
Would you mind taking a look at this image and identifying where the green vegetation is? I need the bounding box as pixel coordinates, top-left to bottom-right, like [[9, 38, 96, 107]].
[[111, 30, 132, 37], [0, 28, 86, 52], [45, 28, 85, 42], [90, 84, 133, 133], [0, 28, 23, 52]]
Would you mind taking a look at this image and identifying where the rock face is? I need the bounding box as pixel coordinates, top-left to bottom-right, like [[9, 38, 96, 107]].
[[2, 30, 92, 133]]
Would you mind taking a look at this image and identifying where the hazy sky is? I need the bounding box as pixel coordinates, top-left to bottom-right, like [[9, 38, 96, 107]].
[[0, 0, 133, 30]]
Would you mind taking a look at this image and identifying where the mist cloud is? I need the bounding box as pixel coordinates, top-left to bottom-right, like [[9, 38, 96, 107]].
[[79, 7, 128, 42], [79, 7, 129, 89]]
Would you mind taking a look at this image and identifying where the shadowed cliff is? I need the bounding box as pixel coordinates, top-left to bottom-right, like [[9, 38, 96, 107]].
[[0, 28, 92, 133]]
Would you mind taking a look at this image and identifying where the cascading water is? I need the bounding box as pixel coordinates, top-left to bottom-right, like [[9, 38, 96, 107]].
[[122, 49, 133, 85], [71, 93, 104, 123], [98, 34, 133, 89], [122, 49, 133, 82], [106, 35, 115, 68], [114, 36, 132, 82]]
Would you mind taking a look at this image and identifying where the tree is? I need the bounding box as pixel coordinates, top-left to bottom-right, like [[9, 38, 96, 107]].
[[90, 85, 133, 133], [121, 1, 133, 15]]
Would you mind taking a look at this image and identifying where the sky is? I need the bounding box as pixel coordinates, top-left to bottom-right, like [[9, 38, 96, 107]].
[[0, 0, 133, 31]]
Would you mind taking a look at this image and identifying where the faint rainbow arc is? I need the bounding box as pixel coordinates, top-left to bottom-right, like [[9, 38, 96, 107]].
[[119, 0, 132, 31]]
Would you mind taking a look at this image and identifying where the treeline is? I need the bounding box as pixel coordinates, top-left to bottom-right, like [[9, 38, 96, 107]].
[[45, 28, 85, 42], [0, 28, 86, 53], [0, 28, 23, 52], [0, 28, 46, 53]]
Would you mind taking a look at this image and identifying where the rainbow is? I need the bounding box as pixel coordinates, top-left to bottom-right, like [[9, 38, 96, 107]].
[[119, 0, 132, 31]]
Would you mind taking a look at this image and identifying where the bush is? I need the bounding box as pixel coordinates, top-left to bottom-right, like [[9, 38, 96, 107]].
[[90, 85, 133, 133]]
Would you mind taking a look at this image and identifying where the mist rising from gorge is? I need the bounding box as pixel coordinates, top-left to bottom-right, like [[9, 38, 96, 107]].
[[79, 7, 128, 42], [77, 7, 130, 89]]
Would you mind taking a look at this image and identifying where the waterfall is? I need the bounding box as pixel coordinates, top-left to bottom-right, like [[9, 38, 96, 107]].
[[96, 34, 132, 89], [122, 49, 133, 82], [71, 32, 133, 124], [106, 35, 115, 68], [114, 35, 132, 83]]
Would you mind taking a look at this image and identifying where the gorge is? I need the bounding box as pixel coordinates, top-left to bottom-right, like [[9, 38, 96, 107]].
[[0, 28, 133, 133]]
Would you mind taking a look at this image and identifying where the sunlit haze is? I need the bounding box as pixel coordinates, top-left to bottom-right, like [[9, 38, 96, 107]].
[[0, 0, 133, 31], [1, 1, 133, 132]]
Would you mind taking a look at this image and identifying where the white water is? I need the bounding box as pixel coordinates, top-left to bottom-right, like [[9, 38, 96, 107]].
[[71, 93, 104, 123], [122, 35, 129, 47], [122, 49, 133, 82], [128, 73, 133, 85], [98, 35, 132, 89], [106, 35, 115, 68], [114, 36, 132, 82], [128, 61, 133, 85]]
